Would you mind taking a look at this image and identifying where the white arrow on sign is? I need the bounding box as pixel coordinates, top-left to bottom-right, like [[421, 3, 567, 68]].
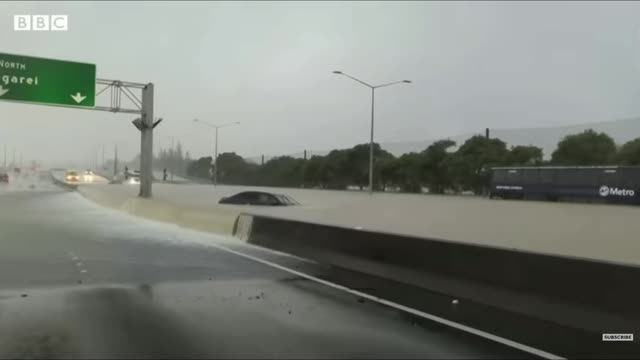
[[0, 86, 9, 97], [70, 92, 86, 104]]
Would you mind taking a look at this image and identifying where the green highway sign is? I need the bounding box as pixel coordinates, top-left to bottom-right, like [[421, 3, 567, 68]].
[[0, 52, 96, 107]]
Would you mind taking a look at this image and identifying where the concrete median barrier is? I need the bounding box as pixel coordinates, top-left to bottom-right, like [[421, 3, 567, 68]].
[[49, 170, 77, 190], [233, 213, 640, 330], [77, 186, 240, 235]]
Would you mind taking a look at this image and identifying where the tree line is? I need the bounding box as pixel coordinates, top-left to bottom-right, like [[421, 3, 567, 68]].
[[122, 142, 192, 177], [185, 129, 640, 194]]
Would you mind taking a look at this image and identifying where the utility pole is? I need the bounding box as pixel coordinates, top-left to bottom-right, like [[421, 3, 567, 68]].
[[102, 144, 105, 170], [12, 148, 15, 167], [114, 144, 118, 179], [3, 145, 6, 169], [213, 127, 218, 186]]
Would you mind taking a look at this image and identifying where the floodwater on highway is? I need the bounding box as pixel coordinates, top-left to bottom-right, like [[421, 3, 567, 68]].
[[0, 171, 529, 359]]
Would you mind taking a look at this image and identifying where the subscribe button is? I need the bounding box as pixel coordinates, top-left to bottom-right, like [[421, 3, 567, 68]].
[[602, 334, 634, 341]]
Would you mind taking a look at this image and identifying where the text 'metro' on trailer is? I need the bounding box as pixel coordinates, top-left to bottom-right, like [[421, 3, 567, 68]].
[[490, 166, 640, 205]]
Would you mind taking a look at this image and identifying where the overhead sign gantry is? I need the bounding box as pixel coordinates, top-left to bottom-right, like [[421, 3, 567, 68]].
[[0, 52, 158, 198]]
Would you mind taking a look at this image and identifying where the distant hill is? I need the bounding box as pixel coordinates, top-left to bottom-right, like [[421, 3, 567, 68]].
[[241, 117, 640, 162], [380, 117, 640, 159], [245, 150, 330, 164]]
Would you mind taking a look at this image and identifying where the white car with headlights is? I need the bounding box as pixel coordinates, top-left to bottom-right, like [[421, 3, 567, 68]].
[[83, 169, 94, 183], [65, 170, 80, 183], [127, 170, 141, 185]]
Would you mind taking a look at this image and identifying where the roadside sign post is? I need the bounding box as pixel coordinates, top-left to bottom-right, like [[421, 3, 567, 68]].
[[0, 52, 158, 198]]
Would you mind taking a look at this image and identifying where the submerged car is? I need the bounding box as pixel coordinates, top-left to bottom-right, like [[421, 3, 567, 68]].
[[219, 191, 299, 206], [0, 173, 8, 184], [65, 170, 80, 182]]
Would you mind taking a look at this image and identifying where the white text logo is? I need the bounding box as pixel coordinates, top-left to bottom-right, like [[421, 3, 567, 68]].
[[14, 15, 68, 31], [599, 185, 635, 197]]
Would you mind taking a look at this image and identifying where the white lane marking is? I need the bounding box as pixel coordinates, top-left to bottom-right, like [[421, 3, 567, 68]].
[[232, 243, 318, 264], [205, 242, 564, 360], [80, 269, 88, 273], [72, 256, 79, 261], [75, 262, 83, 267]]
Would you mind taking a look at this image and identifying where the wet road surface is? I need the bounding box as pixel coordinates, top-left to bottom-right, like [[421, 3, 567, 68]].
[[0, 172, 535, 359]]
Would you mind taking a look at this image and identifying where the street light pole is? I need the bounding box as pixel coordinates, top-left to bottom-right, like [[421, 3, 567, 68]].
[[171, 136, 175, 182], [193, 119, 240, 187], [214, 126, 219, 186], [369, 87, 375, 195], [333, 71, 411, 194], [114, 144, 118, 179]]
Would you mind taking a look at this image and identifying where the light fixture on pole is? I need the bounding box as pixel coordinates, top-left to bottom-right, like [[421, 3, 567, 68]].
[[193, 119, 240, 186], [332, 71, 411, 194]]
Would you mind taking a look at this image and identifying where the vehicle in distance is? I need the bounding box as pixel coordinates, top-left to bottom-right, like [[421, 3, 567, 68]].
[[83, 169, 94, 183], [127, 170, 140, 185], [490, 165, 640, 205], [65, 170, 80, 182], [0, 173, 8, 184], [219, 191, 300, 206]]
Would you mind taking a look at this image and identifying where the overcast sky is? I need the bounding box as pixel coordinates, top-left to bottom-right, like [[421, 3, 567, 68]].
[[3, 1, 640, 167]]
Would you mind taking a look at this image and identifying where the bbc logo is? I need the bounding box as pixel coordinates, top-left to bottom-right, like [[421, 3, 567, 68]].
[[14, 15, 68, 31]]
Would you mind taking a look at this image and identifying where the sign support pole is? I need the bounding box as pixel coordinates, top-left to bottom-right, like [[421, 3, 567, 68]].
[[139, 83, 154, 198]]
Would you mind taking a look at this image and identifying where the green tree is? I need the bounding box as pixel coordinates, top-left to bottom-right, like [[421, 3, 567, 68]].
[[303, 156, 330, 189], [507, 145, 543, 166], [616, 138, 640, 165], [257, 156, 305, 187], [421, 139, 456, 194], [322, 149, 350, 189], [216, 152, 257, 185], [452, 135, 509, 194], [342, 143, 395, 190], [187, 156, 213, 179], [551, 129, 616, 165], [379, 157, 400, 191], [394, 153, 423, 193]]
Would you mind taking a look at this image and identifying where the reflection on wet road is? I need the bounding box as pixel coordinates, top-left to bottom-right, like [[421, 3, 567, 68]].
[[0, 173, 531, 359]]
